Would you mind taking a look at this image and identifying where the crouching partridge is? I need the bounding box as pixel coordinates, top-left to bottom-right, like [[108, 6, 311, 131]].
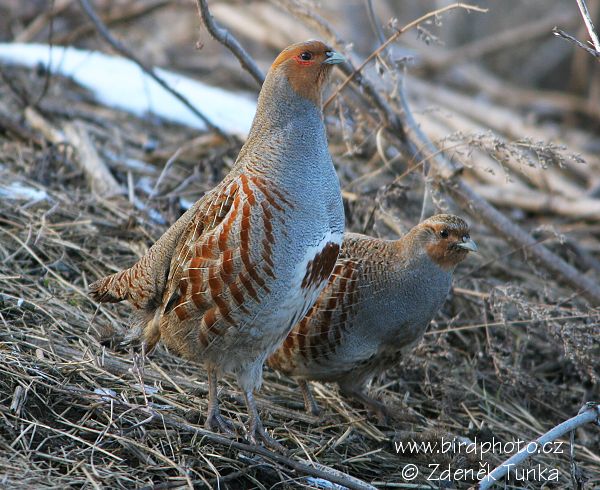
[[90, 41, 345, 448], [268, 214, 477, 423]]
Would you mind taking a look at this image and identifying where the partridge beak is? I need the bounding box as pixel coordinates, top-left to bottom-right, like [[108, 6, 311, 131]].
[[457, 238, 478, 253], [323, 50, 345, 65]]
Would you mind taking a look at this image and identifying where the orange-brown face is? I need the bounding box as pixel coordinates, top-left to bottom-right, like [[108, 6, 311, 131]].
[[421, 215, 477, 270], [270, 40, 345, 105]]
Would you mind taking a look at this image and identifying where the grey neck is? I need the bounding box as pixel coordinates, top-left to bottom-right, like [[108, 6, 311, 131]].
[[235, 75, 329, 180]]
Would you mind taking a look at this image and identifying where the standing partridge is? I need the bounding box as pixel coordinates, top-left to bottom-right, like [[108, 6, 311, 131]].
[[89, 40, 345, 447], [268, 214, 477, 422]]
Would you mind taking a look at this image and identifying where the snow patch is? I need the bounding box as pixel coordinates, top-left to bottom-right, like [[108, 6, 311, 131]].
[[0, 43, 257, 136], [0, 182, 48, 202]]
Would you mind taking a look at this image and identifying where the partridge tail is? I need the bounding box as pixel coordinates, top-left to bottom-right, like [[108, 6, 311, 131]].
[[89, 269, 132, 303], [89, 257, 161, 310], [89, 197, 203, 306], [90, 265, 163, 352]]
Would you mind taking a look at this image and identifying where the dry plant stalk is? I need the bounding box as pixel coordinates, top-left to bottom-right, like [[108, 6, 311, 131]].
[[1, 1, 599, 488], [270, 0, 600, 305], [554, 0, 600, 58]]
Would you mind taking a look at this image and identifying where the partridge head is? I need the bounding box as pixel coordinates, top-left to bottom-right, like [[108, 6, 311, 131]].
[[268, 214, 476, 423], [269, 42, 346, 105], [90, 40, 345, 449], [415, 214, 477, 270]]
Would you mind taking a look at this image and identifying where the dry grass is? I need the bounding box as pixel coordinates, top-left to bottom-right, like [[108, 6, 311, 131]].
[[1, 1, 600, 488], [0, 68, 598, 489]]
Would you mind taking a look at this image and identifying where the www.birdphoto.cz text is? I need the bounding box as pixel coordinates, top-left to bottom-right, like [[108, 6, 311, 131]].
[[394, 436, 565, 459]]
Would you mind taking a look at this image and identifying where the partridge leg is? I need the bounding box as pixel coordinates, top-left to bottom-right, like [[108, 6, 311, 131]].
[[298, 379, 321, 416], [204, 365, 235, 435], [339, 384, 391, 425], [243, 390, 286, 452]]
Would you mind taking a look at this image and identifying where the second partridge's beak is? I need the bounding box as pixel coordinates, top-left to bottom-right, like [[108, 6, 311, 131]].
[[323, 50, 345, 65], [457, 238, 478, 253]]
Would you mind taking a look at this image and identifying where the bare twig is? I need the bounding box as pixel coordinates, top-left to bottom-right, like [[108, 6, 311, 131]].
[[283, 3, 600, 305], [479, 403, 600, 489], [553, 0, 600, 59], [553, 27, 600, 58], [150, 412, 377, 490], [77, 0, 227, 138], [56, 0, 170, 44], [194, 0, 265, 86], [31, 0, 56, 108], [324, 3, 488, 108], [420, 10, 577, 71], [575, 0, 600, 52]]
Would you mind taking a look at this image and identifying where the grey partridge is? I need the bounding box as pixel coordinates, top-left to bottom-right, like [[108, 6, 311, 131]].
[[90, 40, 345, 447], [268, 214, 477, 423]]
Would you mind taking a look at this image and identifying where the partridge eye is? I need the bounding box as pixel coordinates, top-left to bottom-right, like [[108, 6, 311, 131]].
[[299, 51, 313, 61], [439, 229, 449, 239]]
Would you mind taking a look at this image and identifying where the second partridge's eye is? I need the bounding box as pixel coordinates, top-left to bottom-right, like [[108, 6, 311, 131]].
[[299, 51, 313, 61], [439, 229, 449, 239]]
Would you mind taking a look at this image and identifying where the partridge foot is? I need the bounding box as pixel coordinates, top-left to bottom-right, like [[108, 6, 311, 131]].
[[205, 406, 236, 436], [340, 385, 391, 425], [244, 390, 287, 452], [204, 365, 236, 436]]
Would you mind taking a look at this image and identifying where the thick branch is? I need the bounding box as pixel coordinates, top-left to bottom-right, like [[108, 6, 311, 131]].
[[479, 404, 600, 489], [195, 0, 265, 86]]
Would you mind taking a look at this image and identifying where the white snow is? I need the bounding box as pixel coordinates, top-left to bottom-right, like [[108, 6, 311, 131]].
[[93, 387, 117, 402], [305, 477, 347, 490], [0, 43, 257, 136], [0, 182, 48, 202]]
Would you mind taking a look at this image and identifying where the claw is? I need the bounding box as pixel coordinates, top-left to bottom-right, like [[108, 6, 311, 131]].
[[244, 390, 287, 452], [205, 364, 236, 436], [205, 408, 236, 436], [247, 420, 287, 452]]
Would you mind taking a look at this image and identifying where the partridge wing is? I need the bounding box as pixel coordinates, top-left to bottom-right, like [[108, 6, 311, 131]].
[[160, 172, 292, 351]]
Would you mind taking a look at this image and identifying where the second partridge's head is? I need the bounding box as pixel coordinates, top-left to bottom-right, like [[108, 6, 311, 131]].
[[410, 214, 477, 271], [268, 40, 345, 105]]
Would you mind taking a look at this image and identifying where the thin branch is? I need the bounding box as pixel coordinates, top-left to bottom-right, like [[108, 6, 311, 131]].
[[77, 0, 227, 138], [422, 10, 578, 72], [553, 27, 600, 58], [479, 404, 600, 489], [324, 3, 488, 108], [281, 3, 600, 305], [575, 0, 600, 52], [194, 0, 265, 86], [31, 0, 56, 108], [57, 0, 171, 45], [365, 0, 385, 45], [153, 412, 377, 490]]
